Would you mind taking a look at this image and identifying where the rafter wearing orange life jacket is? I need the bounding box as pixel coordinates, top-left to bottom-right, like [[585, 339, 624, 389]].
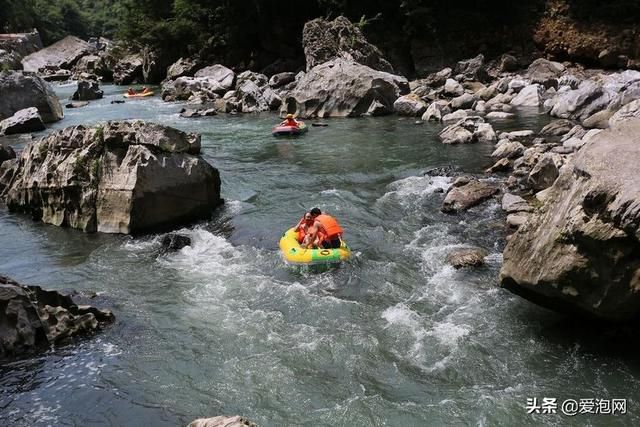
[[315, 214, 344, 248]]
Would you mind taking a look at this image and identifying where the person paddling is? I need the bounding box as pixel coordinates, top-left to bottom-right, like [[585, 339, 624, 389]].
[[294, 209, 327, 249]]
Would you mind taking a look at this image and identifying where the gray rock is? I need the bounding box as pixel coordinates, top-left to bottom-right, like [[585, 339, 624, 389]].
[[452, 176, 470, 187], [485, 158, 511, 173], [21, 36, 93, 73], [0, 71, 63, 123], [302, 16, 393, 73], [166, 57, 202, 80], [500, 119, 640, 321], [180, 106, 217, 118], [560, 125, 587, 143], [492, 140, 525, 159], [446, 247, 488, 269], [1, 121, 222, 233], [72, 79, 103, 101], [609, 99, 640, 127], [0, 275, 113, 359], [444, 78, 464, 96], [499, 54, 519, 72], [0, 107, 45, 135], [160, 233, 192, 252], [510, 84, 542, 107], [473, 123, 497, 143], [0, 49, 23, 70], [282, 58, 408, 118], [442, 179, 498, 213], [236, 70, 268, 88], [540, 119, 575, 136], [66, 102, 89, 109], [421, 101, 450, 122], [502, 193, 533, 213], [526, 58, 565, 88], [582, 110, 612, 129], [563, 137, 585, 152], [454, 54, 488, 82], [506, 213, 529, 228], [74, 54, 111, 80], [502, 130, 534, 140], [113, 53, 143, 85], [527, 152, 561, 190], [439, 122, 473, 144], [234, 80, 269, 113], [194, 64, 236, 90], [442, 109, 468, 124], [550, 81, 614, 121], [486, 111, 515, 119], [451, 93, 475, 110], [394, 94, 428, 116], [269, 72, 296, 88], [262, 87, 282, 110]]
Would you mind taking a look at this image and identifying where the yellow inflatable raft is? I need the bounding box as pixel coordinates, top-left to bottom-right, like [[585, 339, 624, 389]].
[[123, 91, 154, 98], [279, 228, 351, 265]]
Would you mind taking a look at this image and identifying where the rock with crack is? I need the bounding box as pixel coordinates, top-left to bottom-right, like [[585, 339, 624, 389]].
[[0, 121, 222, 234], [500, 119, 640, 321]]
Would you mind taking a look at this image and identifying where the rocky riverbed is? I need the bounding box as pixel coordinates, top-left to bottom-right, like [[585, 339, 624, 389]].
[[2, 10, 640, 426]]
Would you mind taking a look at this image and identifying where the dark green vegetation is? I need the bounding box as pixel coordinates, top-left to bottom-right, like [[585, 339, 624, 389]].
[[2, 1, 640, 75]]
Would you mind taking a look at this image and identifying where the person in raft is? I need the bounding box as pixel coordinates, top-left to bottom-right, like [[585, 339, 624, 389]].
[[294, 207, 344, 249], [280, 113, 299, 127], [141, 86, 151, 94], [294, 211, 320, 248], [127, 87, 136, 95]]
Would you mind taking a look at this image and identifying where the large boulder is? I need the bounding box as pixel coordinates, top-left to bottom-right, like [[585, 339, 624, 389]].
[[0, 107, 45, 135], [500, 119, 640, 321], [526, 58, 565, 88], [141, 46, 172, 83], [0, 144, 17, 165], [21, 36, 93, 73], [0, 275, 114, 360], [0, 121, 222, 234], [233, 80, 269, 113], [0, 30, 43, 59], [166, 57, 202, 80], [269, 72, 296, 88], [0, 71, 63, 123], [394, 94, 428, 116], [302, 16, 393, 73], [510, 84, 542, 107], [282, 58, 408, 118], [113, 53, 143, 85], [453, 54, 489, 82], [71, 80, 103, 101], [194, 65, 236, 91], [161, 76, 225, 102]]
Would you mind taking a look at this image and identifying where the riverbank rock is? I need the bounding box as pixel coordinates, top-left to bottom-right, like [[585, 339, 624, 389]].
[[0, 49, 22, 70], [269, 72, 296, 88], [195, 65, 236, 91], [0, 121, 222, 234], [21, 36, 93, 73], [0, 71, 63, 123], [166, 57, 202, 80], [302, 16, 393, 73], [0, 107, 45, 135], [72, 80, 103, 101], [0, 275, 114, 360], [500, 119, 640, 321], [282, 58, 408, 118], [0, 144, 16, 165], [442, 179, 498, 213], [394, 94, 428, 116], [446, 247, 488, 269], [74, 54, 111, 80], [113, 53, 143, 85], [526, 58, 565, 88], [188, 416, 257, 427]]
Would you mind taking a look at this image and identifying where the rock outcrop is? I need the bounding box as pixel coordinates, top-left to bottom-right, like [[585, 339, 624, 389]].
[[0, 275, 114, 360], [166, 57, 202, 80], [21, 36, 94, 73], [0, 107, 45, 135], [0, 121, 222, 234], [500, 119, 640, 322], [282, 58, 408, 118], [442, 179, 498, 213], [0, 71, 63, 123], [302, 16, 393, 73], [113, 53, 143, 85]]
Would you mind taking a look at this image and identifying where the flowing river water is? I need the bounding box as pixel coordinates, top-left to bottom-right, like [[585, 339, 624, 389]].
[[1, 85, 639, 426]]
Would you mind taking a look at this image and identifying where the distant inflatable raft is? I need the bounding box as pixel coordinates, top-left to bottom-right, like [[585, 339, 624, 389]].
[[123, 91, 154, 98], [279, 228, 350, 265], [272, 122, 308, 136]]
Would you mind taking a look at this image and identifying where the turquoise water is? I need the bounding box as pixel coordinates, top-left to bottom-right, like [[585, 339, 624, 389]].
[[1, 85, 638, 426]]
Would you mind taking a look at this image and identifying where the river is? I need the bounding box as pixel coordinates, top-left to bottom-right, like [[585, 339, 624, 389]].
[[1, 85, 638, 426]]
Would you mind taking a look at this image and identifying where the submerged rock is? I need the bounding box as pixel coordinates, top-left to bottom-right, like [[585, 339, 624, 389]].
[[1, 121, 222, 234], [446, 247, 488, 269], [0, 275, 114, 360], [500, 119, 640, 321], [160, 233, 192, 252], [0, 71, 63, 123], [282, 58, 408, 118]]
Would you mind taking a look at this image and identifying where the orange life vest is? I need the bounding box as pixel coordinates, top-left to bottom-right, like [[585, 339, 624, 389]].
[[316, 214, 343, 239], [285, 118, 297, 127]]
